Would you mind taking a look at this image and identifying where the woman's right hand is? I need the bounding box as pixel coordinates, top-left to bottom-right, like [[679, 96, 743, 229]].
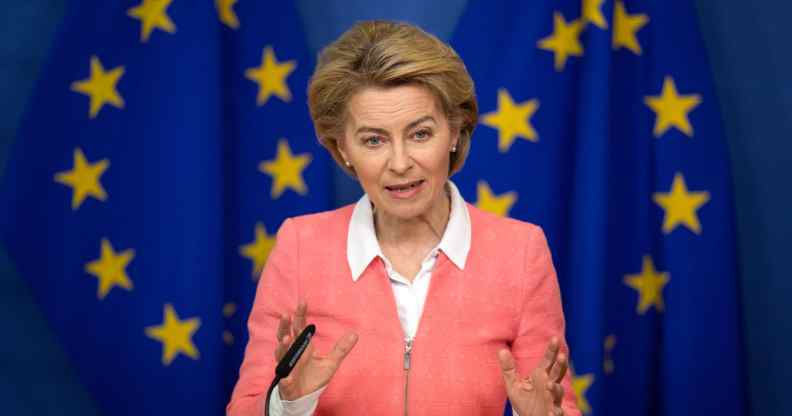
[[274, 302, 359, 401]]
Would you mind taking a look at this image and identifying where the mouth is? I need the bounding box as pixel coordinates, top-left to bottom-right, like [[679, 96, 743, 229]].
[[384, 179, 426, 198], [385, 179, 424, 191]]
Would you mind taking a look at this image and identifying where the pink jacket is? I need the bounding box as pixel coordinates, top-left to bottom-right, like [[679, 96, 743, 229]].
[[228, 204, 580, 416]]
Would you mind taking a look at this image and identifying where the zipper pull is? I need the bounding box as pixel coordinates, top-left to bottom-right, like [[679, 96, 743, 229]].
[[403, 338, 414, 370]]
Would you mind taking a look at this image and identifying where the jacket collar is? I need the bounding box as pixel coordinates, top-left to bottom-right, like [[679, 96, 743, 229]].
[[346, 181, 471, 281]]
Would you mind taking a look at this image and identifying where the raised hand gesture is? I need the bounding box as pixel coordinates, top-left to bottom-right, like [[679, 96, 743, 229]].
[[498, 337, 568, 416], [274, 302, 358, 400]]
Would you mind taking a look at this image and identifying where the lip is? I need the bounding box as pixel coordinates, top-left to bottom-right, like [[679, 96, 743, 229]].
[[385, 179, 424, 189], [384, 179, 425, 200]]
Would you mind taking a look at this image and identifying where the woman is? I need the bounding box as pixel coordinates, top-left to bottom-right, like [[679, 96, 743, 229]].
[[228, 21, 579, 416]]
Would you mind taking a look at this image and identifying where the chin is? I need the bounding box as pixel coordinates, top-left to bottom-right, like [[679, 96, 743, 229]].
[[375, 193, 432, 220]]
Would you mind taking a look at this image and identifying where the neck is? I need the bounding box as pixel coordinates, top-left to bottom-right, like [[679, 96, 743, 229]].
[[374, 185, 451, 250]]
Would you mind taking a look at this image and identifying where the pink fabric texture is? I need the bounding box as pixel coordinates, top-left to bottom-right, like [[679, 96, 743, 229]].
[[227, 204, 580, 416]]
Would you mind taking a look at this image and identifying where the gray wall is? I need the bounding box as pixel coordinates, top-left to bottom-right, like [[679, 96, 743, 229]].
[[1, 1, 789, 414]]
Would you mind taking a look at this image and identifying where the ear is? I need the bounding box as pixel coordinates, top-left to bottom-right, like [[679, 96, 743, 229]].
[[450, 128, 460, 151], [336, 137, 350, 163]]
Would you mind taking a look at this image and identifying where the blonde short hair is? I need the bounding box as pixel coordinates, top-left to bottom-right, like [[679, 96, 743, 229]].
[[307, 20, 478, 176]]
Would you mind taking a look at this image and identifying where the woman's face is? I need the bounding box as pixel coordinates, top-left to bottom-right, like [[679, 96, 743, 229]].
[[339, 84, 459, 221]]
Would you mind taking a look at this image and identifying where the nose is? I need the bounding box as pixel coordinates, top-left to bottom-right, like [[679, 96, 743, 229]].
[[388, 140, 413, 175]]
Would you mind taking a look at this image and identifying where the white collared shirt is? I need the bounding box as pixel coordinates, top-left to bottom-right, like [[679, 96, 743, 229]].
[[268, 181, 472, 416]]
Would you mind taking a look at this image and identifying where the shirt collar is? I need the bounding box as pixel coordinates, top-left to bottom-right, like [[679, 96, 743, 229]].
[[346, 181, 471, 281]]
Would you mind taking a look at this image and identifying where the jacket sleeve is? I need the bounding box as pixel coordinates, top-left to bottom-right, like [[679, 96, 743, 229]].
[[512, 225, 581, 416], [227, 218, 301, 416]]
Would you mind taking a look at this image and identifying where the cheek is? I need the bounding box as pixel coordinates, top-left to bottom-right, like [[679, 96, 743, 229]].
[[351, 155, 386, 185], [416, 147, 452, 176]]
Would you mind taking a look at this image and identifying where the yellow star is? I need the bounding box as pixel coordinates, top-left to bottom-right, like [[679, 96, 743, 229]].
[[259, 139, 312, 198], [223, 302, 237, 318], [571, 372, 594, 414], [84, 238, 135, 300], [70, 56, 125, 119], [127, 0, 176, 43], [145, 304, 201, 366], [582, 0, 607, 29], [603, 335, 617, 374], [215, 0, 239, 29], [223, 331, 235, 345], [537, 12, 585, 71], [54, 148, 109, 210], [475, 181, 517, 217], [653, 172, 710, 234], [612, 1, 649, 55], [239, 222, 276, 279], [624, 255, 670, 314], [644, 76, 702, 138], [245, 46, 296, 105], [481, 89, 540, 152]]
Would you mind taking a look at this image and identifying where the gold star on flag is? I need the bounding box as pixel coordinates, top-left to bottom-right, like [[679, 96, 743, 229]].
[[127, 0, 176, 43], [70, 56, 125, 119], [222, 302, 237, 345], [537, 12, 585, 71], [145, 304, 201, 365], [653, 172, 710, 234], [603, 335, 616, 374], [475, 181, 517, 217], [624, 255, 670, 314], [215, 0, 239, 29], [612, 1, 649, 54], [481, 89, 540, 152], [223, 302, 237, 318], [245, 46, 296, 105], [240, 222, 276, 278], [582, 0, 607, 29], [644, 76, 702, 138], [84, 238, 135, 300], [572, 372, 595, 414], [54, 148, 109, 210], [259, 139, 312, 198]]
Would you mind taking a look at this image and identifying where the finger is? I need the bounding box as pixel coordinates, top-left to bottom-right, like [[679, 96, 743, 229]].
[[325, 332, 359, 367], [549, 352, 568, 383], [547, 381, 564, 405], [274, 333, 292, 361], [276, 314, 291, 342], [547, 407, 563, 416], [497, 349, 519, 387], [292, 302, 307, 336], [540, 337, 560, 372]]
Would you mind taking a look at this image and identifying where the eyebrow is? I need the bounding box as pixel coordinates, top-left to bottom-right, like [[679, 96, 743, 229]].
[[355, 115, 437, 136]]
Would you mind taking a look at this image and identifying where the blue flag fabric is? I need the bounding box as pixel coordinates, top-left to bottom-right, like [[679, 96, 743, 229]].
[[449, 0, 744, 415], [1, 1, 744, 415], [1, 1, 330, 414]]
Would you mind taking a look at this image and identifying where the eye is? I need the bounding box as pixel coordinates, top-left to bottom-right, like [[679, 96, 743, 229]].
[[413, 129, 433, 141], [363, 136, 384, 147]]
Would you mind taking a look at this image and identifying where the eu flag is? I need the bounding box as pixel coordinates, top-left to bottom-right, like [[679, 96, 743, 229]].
[[2, 1, 744, 415], [449, 0, 745, 414], [0, 1, 330, 414]]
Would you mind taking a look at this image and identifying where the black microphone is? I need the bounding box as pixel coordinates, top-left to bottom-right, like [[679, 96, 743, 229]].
[[264, 324, 316, 416]]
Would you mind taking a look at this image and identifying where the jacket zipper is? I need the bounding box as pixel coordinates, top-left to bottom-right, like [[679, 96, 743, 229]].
[[403, 337, 414, 416]]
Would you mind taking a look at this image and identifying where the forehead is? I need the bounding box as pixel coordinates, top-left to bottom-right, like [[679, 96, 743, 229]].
[[345, 84, 445, 130]]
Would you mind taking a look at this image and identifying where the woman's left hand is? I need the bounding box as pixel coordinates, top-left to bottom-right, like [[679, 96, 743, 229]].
[[498, 337, 567, 416]]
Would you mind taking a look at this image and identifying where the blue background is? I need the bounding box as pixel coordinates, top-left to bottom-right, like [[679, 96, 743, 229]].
[[1, 1, 789, 415]]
